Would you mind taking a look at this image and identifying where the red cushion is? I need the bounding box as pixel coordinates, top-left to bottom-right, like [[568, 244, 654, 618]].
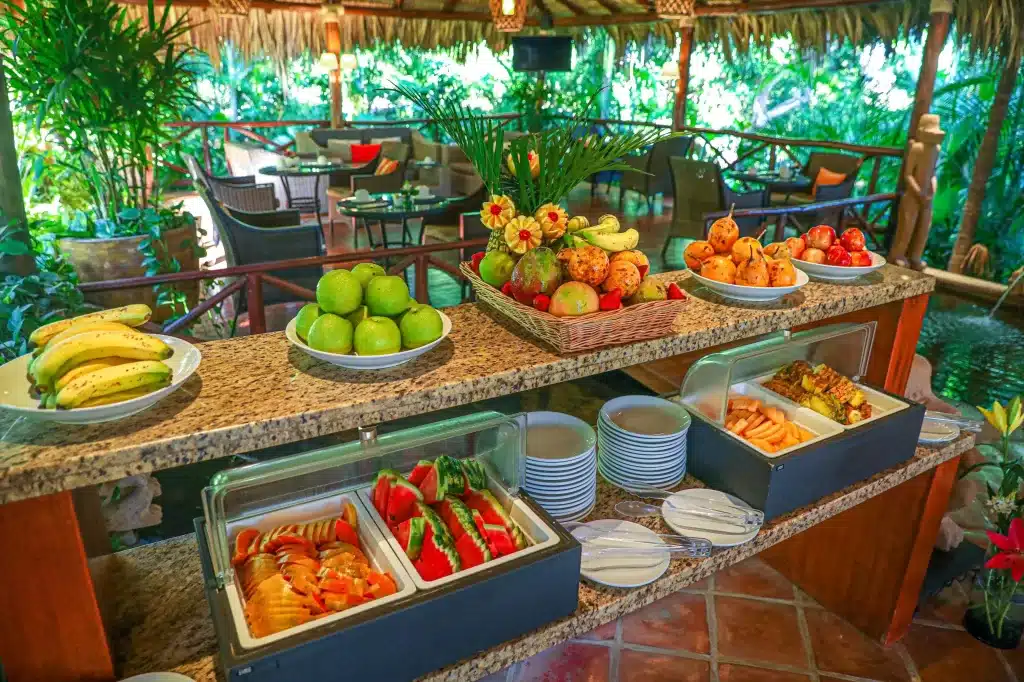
[[351, 143, 381, 164]]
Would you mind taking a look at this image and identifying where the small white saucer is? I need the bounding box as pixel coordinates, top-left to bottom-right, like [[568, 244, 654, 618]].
[[575, 519, 670, 588], [661, 489, 761, 548]]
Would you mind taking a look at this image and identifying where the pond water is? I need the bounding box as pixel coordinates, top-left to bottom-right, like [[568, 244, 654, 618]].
[[916, 293, 1024, 409]]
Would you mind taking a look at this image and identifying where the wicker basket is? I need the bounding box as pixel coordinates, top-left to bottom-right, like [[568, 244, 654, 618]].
[[461, 263, 687, 354]]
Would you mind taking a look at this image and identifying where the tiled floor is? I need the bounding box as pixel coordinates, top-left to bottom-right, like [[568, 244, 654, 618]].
[[480, 558, 1021, 682]]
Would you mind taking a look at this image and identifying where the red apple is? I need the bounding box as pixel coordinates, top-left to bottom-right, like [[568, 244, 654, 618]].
[[826, 245, 852, 267], [807, 225, 836, 250], [802, 247, 826, 264], [849, 250, 873, 267], [840, 228, 866, 252], [784, 236, 806, 260]]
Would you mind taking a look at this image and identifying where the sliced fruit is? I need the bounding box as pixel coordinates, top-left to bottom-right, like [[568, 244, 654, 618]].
[[482, 523, 517, 558], [437, 496, 490, 560], [460, 459, 488, 493], [334, 518, 360, 547], [436, 455, 465, 497], [411, 501, 456, 546], [386, 476, 424, 526], [407, 459, 433, 486], [463, 489, 529, 550], [470, 509, 488, 538], [414, 540, 460, 581], [259, 525, 314, 554], [232, 528, 261, 566], [372, 469, 398, 518], [367, 571, 398, 598], [342, 502, 358, 529], [454, 529, 492, 568], [393, 516, 426, 561]]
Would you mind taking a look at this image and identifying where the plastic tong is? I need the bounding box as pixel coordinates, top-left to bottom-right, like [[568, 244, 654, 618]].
[[563, 521, 713, 560], [609, 476, 764, 532]]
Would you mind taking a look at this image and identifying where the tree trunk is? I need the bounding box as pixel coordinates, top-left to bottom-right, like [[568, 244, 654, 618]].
[[947, 45, 1023, 273], [672, 23, 695, 131], [0, 67, 33, 276]]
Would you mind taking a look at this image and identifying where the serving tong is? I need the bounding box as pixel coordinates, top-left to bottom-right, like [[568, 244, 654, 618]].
[[564, 521, 712, 564], [923, 411, 983, 433], [607, 476, 764, 534]]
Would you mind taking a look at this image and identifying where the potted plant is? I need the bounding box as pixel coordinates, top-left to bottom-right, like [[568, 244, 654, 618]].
[[963, 397, 1024, 648], [0, 0, 202, 322]]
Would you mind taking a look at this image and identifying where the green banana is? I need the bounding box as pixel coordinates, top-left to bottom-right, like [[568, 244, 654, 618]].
[[32, 329, 172, 388], [38, 392, 50, 409], [56, 360, 172, 409], [29, 304, 152, 348], [582, 228, 640, 252], [46, 393, 57, 409]]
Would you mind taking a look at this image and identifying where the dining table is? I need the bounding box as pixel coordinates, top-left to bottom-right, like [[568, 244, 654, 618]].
[[259, 161, 366, 227], [334, 192, 453, 251]]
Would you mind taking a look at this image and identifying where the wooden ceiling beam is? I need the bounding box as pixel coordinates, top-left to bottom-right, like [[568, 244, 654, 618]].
[[590, 0, 620, 15], [694, 0, 902, 17], [557, 0, 585, 16], [442, 0, 458, 11]]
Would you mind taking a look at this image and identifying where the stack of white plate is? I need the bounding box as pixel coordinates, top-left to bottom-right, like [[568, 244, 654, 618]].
[[597, 396, 690, 488], [524, 411, 598, 522]]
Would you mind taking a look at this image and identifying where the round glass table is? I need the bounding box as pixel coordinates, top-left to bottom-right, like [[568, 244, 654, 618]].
[[259, 162, 366, 225], [335, 193, 453, 249]]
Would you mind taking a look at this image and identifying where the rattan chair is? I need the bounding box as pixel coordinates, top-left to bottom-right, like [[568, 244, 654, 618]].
[[772, 152, 862, 205], [620, 136, 694, 211], [184, 153, 277, 213]]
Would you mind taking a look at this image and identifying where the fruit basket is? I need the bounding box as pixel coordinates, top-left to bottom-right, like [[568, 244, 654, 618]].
[[677, 322, 924, 520], [462, 263, 686, 353], [196, 411, 580, 681]]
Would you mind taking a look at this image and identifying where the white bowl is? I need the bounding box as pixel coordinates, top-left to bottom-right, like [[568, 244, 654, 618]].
[[285, 312, 451, 370], [597, 423, 687, 450], [792, 250, 885, 281], [599, 396, 691, 439], [690, 267, 809, 301], [526, 411, 597, 462], [0, 336, 201, 425]]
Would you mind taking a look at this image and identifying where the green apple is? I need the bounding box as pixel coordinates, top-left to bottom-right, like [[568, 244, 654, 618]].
[[350, 262, 386, 290], [306, 313, 353, 354], [346, 304, 371, 327], [294, 303, 321, 341], [478, 251, 516, 288], [353, 316, 402, 355], [365, 275, 411, 317], [399, 304, 444, 349], [316, 269, 363, 316]]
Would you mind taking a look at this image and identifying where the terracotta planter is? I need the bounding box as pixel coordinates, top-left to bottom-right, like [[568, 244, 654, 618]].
[[59, 223, 201, 323]]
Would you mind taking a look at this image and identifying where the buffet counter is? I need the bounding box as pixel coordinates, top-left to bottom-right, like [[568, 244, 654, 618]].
[[102, 436, 973, 681]]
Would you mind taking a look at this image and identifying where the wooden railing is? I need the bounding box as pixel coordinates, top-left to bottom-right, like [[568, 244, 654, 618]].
[[701, 192, 899, 247], [78, 239, 487, 336]]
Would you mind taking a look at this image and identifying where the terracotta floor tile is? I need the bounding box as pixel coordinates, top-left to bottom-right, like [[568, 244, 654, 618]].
[[915, 582, 969, 627], [718, 664, 812, 681], [684, 576, 711, 591], [617, 649, 710, 682], [804, 608, 909, 681], [715, 596, 807, 669], [513, 642, 610, 682], [1001, 644, 1024, 680], [577, 620, 617, 641], [621, 591, 710, 653], [903, 622, 1013, 682], [715, 558, 796, 600]]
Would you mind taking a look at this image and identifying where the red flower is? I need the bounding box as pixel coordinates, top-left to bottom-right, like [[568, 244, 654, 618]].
[[986, 518, 1024, 581]]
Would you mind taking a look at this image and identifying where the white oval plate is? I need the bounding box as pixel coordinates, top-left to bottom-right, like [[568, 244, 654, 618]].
[[689, 267, 808, 302], [529, 479, 597, 503], [662, 489, 761, 548], [526, 448, 597, 470], [599, 396, 692, 440], [538, 492, 597, 515], [597, 428, 687, 454], [792, 250, 885, 282], [121, 674, 195, 682], [0, 336, 201, 425], [285, 311, 451, 370], [555, 499, 597, 523], [527, 465, 596, 489], [599, 458, 686, 489], [575, 519, 670, 588]]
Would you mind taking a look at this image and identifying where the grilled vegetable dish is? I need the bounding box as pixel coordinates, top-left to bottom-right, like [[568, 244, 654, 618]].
[[763, 361, 872, 424]]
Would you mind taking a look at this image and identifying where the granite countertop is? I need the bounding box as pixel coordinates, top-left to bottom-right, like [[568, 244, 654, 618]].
[[0, 266, 933, 505], [101, 433, 971, 682]]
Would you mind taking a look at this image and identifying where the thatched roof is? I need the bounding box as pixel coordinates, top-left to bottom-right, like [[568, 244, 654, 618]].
[[119, 0, 1023, 64]]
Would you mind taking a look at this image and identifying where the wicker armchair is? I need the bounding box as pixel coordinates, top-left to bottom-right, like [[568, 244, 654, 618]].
[[184, 153, 277, 213], [620, 136, 694, 211]]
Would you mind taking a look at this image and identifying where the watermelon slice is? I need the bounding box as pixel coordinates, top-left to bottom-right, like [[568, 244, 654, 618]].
[[482, 523, 517, 558], [436, 455, 465, 497], [415, 534, 461, 580], [411, 502, 455, 546], [460, 459, 487, 494], [407, 459, 433, 487], [372, 469, 399, 518], [393, 516, 426, 561], [438, 496, 492, 567], [470, 509, 487, 538], [454, 531, 492, 569], [463, 490, 529, 550], [386, 476, 424, 526]]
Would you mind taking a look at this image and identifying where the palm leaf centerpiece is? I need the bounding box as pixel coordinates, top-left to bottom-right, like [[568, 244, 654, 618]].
[[393, 84, 675, 254]]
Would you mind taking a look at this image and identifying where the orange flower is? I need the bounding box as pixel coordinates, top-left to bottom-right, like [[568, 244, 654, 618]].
[[480, 195, 516, 230], [534, 203, 567, 239], [504, 216, 542, 254]]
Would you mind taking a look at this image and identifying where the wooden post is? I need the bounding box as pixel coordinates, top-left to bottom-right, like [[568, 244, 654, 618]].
[[324, 7, 344, 129], [672, 19, 695, 131], [246, 273, 267, 334], [201, 126, 213, 173], [0, 66, 33, 276]]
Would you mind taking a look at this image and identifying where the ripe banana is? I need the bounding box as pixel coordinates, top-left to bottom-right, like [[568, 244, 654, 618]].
[[576, 222, 619, 237], [34, 321, 134, 357], [582, 228, 640, 252], [32, 329, 172, 388], [566, 216, 591, 232], [597, 214, 620, 231], [54, 357, 135, 393], [56, 360, 172, 409], [29, 304, 152, 348], [78, 385, 165, 408]]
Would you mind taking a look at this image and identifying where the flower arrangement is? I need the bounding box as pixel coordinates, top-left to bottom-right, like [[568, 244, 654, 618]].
[[964, 397, 1024, 646]]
